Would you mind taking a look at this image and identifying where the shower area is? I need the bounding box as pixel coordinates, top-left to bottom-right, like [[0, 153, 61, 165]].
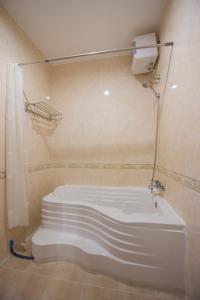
[[3, 33, 187, 292]]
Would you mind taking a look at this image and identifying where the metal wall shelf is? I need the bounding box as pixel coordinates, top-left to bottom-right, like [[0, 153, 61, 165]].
[[25, 102, 62, 122]]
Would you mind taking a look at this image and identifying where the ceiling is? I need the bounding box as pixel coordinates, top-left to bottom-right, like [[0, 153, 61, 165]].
[[1, 0, 166, 60]]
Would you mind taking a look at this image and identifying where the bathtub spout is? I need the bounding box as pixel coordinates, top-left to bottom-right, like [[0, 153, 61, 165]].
[[148, 180, 165, 194], [148, 183, 155, 194]]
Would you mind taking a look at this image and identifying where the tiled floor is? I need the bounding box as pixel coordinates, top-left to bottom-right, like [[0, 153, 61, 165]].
[[0, 255, 185, 300]]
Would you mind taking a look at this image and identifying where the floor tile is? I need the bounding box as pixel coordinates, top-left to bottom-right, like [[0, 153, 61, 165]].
[[41, 278, 81, 300], [0, 257, 186, 300], [0, 267, 48, 300], [27, 261, 58, 277], [2, 255, 32, 271], [84, 273, 118, 289], [80, 285, 102, 300], [54, 261, 87, 282], [100, 288, 142, 300]]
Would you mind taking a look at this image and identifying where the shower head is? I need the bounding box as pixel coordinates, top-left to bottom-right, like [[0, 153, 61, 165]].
[[142, 81, 151, 88], [142, 80, 160, 99]]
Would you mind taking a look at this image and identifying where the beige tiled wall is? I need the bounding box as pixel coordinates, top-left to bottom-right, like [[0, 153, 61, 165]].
[[0, 5, 158, 261], [0, 6, 53, 260], [50, 56, 156, 186], [51, 168, 153, 190], [157, 1, 200, 299]]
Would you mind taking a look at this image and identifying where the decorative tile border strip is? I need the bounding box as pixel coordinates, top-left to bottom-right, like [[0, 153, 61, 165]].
[[0, 163, 52, 179], [2, 161, 199, 194], [1, 162, 199, 194], [51, 162, 153, 170], [157, 165, 200, 193], [28, 163, 52, 174], [0, 163, 153, 180]]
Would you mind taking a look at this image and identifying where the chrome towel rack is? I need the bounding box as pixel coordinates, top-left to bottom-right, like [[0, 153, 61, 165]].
[[25, 101, 62, 122]]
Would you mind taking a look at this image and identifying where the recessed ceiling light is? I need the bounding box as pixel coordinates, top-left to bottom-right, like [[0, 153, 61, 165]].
[[171, 84, 178, 89], [104, 90, 110, 96], [45, 96, 51, 100]]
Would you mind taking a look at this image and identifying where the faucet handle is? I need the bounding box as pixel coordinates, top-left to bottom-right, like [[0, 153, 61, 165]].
[[160, 183, 166, 191]]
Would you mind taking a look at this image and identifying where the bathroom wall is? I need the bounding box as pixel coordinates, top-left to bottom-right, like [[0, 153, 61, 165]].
[[50, 56, 156, 187], [0, 5, 158, 261], [157, 1, 200, 299], [0, 6, 53, 260]]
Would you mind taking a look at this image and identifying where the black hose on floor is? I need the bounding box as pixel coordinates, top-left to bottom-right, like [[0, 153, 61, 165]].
[[9, 240, 33, 260]]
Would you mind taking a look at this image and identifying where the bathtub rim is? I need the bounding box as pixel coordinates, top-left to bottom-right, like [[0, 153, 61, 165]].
[[42, 185, 186, 229]]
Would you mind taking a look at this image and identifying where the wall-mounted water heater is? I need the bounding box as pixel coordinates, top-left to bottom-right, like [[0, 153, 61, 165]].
[[131, 33, 158, 75]]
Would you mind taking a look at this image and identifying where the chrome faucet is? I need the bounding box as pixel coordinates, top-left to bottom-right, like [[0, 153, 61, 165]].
[[148, 180, 165, 194]]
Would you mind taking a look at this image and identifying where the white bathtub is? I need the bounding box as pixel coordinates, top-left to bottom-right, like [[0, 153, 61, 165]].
[[32, 185, 185, 290]]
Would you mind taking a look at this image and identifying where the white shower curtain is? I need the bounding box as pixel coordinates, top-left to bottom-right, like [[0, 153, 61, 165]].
[[6, 63, 28, 228]]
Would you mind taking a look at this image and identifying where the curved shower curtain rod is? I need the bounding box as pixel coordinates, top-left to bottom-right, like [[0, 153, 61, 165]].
[[18, 41, 174, 66]]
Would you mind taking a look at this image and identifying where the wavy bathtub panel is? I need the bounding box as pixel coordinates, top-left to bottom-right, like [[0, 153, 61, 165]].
[[32, 185, 186, 290]]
